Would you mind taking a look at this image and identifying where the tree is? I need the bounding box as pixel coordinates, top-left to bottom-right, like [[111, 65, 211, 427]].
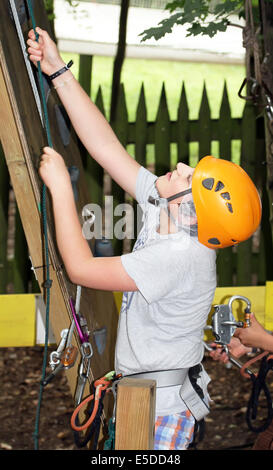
[[110, 0, 130, 122], [140, 0, 253, 41]]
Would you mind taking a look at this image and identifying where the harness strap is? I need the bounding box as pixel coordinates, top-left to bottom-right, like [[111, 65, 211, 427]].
[[125, 368, 188, 388], [125, 366, 210, 422], [179, 365, 210, 422]]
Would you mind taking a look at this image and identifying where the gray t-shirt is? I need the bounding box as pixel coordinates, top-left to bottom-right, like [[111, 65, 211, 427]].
[[115, 166, 217, 415]]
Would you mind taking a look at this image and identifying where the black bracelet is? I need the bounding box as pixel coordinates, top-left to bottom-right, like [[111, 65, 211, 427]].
[[49, 60, 74, 81]]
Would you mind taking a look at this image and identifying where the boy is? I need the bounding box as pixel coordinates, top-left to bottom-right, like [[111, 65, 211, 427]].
[[27, 27, 261, 450]]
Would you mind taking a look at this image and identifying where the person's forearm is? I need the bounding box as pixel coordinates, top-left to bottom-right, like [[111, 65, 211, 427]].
[[261, 331, 273, 353], [50, 181, 92, 279]]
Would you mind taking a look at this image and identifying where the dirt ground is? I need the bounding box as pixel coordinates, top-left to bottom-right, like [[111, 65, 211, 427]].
[[0, 346, 273, 454]]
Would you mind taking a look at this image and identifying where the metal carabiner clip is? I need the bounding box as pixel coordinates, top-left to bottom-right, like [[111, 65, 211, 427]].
[[228, 295, 252, 328], [74, 342, 93, 406]]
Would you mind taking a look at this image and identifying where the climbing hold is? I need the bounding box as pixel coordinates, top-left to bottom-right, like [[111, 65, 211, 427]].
[[54, 104, 71, 147], [93, 327, 107, 355], [68, 165, 80, 202]]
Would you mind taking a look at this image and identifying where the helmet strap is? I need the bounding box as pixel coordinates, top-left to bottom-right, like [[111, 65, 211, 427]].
[[148, 187, 192, 207], [148, 188, 193, 233]]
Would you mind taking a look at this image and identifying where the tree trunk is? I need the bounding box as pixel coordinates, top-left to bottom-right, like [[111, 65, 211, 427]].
[[110, 0, 130, 122], [259, 0, 273, 238]]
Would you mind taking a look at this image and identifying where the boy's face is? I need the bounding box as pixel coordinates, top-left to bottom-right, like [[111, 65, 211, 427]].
[[156, 162, 194, 202]]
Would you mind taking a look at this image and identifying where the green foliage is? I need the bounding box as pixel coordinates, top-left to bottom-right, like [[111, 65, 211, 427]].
[[140, 0, 245, 41]]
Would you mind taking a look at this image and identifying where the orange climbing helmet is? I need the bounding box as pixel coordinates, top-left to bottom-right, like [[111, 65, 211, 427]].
[[191, 156, 262, 249]]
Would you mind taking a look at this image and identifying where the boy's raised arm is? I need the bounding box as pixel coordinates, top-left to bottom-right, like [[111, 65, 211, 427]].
[[27, 27, 140, 199]]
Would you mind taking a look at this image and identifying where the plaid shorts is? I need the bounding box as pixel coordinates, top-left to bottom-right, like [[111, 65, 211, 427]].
[[154, 410, 195, 450]]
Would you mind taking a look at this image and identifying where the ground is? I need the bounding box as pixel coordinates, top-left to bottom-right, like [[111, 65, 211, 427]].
[[1, 346, 272, 452]]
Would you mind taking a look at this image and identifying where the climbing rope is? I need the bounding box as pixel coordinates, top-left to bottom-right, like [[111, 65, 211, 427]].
[[73, 385, 106, 449], [71, 373, 114, 432], [26, 0, 53, 450], [71, 371, 120, 449], [240, 352, 273, 433]]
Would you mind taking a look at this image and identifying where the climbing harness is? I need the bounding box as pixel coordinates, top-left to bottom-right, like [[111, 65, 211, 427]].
[[124, 364, 210, 424]]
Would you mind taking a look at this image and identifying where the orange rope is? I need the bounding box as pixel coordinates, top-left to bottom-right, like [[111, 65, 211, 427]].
[[240, 351, 270, 379], [70, 376, 112, 432]]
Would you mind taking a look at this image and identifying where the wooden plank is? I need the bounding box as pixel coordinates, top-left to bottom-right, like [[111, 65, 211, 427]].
[[115, 377, 156, 450], [198, 83, 211, 158], [78, 54, 92, 96], [177, 82, 189, 165], [155, 83, 170, 176], [83, 86, 105, 207], [135, 83, 147, 168], [111, 83, 128, 255], [236, 102, 257, 286], [12, 204, 29, 293], [216, 82, 233, 287], [0, 0, 118, 434], [134, 83, 147, 245]]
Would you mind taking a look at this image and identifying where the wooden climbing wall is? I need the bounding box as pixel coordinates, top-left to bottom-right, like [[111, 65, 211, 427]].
[[0, 0, 118, 423]]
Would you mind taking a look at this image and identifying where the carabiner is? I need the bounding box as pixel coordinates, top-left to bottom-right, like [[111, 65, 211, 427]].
[[74, 342, 93, 406], [228, 295, 252, 327]]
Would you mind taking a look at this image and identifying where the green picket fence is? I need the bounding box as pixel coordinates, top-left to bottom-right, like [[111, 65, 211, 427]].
[[0, 60, 271, 294]]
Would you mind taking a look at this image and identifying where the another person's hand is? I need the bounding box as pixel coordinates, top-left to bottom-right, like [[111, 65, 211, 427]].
[[39, 147, 70, 193], [234, 313, 271, 350], [27, 27, 65, 76], [209, 337, 251, 363]]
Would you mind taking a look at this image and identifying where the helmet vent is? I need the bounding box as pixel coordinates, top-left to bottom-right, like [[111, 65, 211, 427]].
[[215, 181, 225, 192], [221, 192, 231, 200], [202, 178, 214, 190], [208, 237, 221, 245]]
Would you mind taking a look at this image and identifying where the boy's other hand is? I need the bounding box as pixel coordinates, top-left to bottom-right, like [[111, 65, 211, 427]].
[[209, 337, 251, 363], [39, 147, 70, 193], [209, 343, 229, 363], [27, 27, 65, 76]]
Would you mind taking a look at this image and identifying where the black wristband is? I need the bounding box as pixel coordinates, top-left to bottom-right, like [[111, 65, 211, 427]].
[[49, 60, 73, 80]]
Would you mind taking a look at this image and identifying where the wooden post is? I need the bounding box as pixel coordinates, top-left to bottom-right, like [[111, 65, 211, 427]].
[[12, 204, 29, 293], [198, 83, 211, 158], [83, 86, 105, 207], [236, 101, 257, 286], [216, 82, 233, 287], [115, 378, 156, 450], [111, 84, 128, 255], [177, 82, 189, 165]]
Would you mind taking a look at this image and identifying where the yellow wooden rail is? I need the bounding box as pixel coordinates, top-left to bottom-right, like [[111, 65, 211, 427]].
[[1, 283, 273, 347]]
